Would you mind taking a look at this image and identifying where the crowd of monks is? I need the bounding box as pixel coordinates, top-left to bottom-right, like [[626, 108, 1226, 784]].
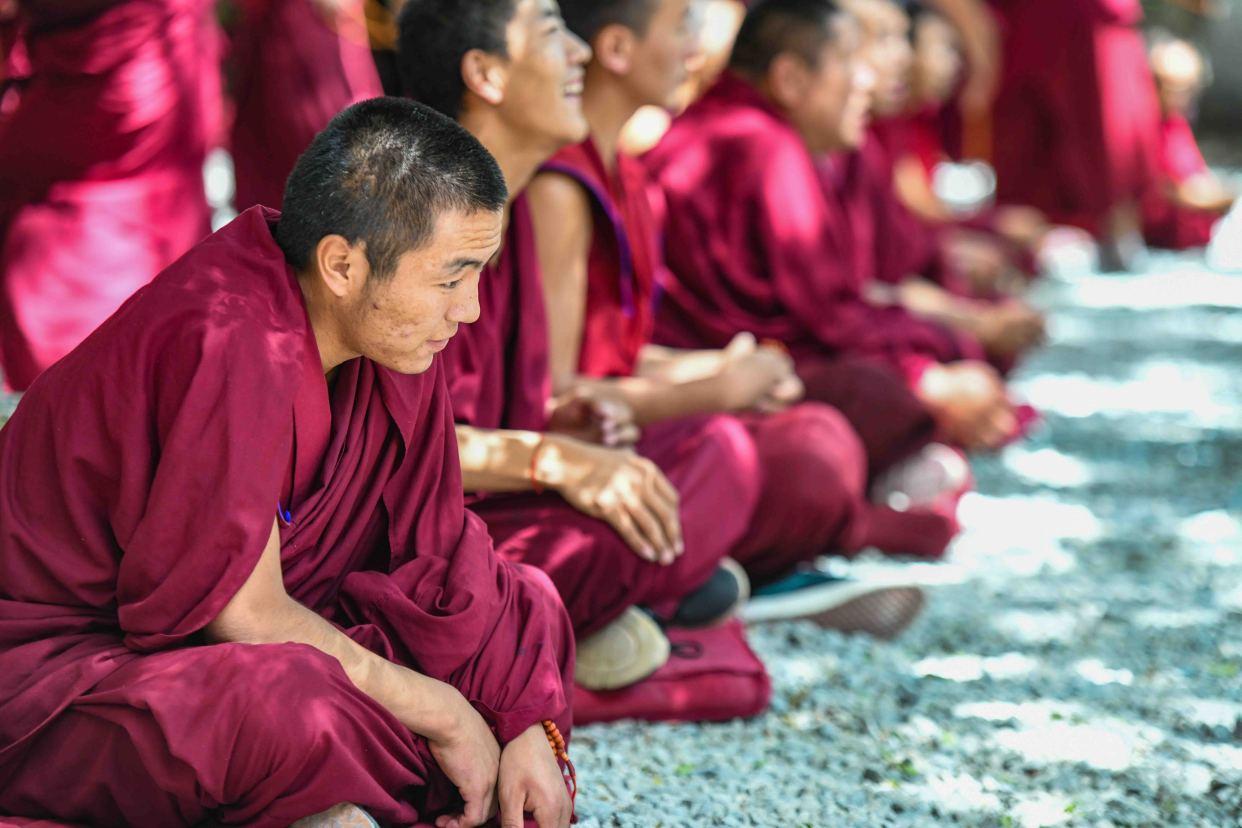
[[0, 0, 1235, 826]]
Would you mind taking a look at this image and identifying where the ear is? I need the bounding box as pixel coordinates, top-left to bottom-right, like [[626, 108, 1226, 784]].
[[593, 23, 638, 76], [767, 52, 809, 109], [313, 235, 369, 299], [461, 47, 509, 106]]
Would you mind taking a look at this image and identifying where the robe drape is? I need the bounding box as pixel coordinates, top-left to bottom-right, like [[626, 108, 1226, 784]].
[[0, 207, 573, 827], [229, 0, 384, 212], [541, 139, 953, 574], [442, 195, 759, 634], [644, 72, 943, 475], [989, 0, 1162, 235], [0, 0, 221, 391], [1141, 113, 1219, 249]]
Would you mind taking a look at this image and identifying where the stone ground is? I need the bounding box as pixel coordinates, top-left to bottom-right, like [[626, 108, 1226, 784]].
[[1, 241, 1239, 828], [571, 246, 1242, 827]]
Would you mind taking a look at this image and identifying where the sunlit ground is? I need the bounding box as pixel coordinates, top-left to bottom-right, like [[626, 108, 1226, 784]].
[[571, 240, 1242, 827]]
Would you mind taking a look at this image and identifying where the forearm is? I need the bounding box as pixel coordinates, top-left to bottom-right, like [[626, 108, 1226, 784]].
[[635, 344, 727, 383], [457, 424, 546, 493], [572, 375, 730, 426]]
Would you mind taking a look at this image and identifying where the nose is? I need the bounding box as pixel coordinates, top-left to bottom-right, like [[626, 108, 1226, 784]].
[[565, 28, 592, 66], [450, 283, 481, 326]]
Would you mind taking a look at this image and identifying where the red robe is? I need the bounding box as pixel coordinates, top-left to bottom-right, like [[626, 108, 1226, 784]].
[[442, 195, 760, 632], [645, 72, 948, 474], [0, 0, 221, 392], [229, 0, 384, 211], [990, 0, 1161, 235], [542, 139, 955, 574], [1142, 113, 1219, 249], [0, 207, 573, 827]]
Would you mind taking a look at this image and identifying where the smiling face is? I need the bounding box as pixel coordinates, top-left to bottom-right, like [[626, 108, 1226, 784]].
[[494, 0, 593, 147], [783, 16, 874, 154], [343, 209, 503, 374]]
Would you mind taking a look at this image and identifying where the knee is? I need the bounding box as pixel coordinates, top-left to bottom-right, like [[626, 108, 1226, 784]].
[[759, 404, 867, 502], [693, 414, 761, 509]]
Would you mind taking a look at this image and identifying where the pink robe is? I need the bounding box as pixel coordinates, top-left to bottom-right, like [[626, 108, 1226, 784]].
[[0, 0, 221, 391], [990, 0, 1161, 235], [542, 140, 954, 574], [229, 0, 384, 211], [0, 207, 573, 827], [442, 195, 760, 633], [1142, 113, 1219, 249], [645, 72, 946, 475]]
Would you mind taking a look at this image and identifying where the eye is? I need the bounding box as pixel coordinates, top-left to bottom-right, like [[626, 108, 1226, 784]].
[[441, 279, 463, 291]]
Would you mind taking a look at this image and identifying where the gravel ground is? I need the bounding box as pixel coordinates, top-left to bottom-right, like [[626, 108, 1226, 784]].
[[1, 245, 1238, 828], [571, 246, 1242, 828]]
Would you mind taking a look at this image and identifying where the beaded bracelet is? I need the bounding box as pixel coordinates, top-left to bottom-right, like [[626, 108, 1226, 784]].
[[542, 719, 577, 812]]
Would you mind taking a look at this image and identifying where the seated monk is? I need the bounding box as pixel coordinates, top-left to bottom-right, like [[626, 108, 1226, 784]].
[[0, 99, 575, 828], [228, 0, 385, 212], [1142, 33, 1236, 250], [645, 0, 1019, 458], [524, 0, 939, 626], [839, 0, 1045, 369], [398, 0, 765, 692], [0, 0, 222, 391]]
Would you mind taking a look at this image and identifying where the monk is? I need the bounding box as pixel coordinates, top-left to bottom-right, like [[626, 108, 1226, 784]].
[[840, 0, 1044, 368], [1142, 33, 1235, 250], [229, 0, 386, 212], [646, 0, 1019, 464], [0, 0, 222, 391], [0, 98, 574, 828], [398, 0, 772, 692], [525, 0, 943, 628], [989, 0, 1163, 269]]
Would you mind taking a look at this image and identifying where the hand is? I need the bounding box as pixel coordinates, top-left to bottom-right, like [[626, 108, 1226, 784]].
[[971, 301, 1046, 359], [717, 335, 800, 411], [427, 689, 502, 828], [917, 361, 1017, 452], [945, 232, 1012, 297], [497, 725, 573, 828], [994, 206, 1050, 252], [755, 374, 805, 414], [546, 388, 640, 448], [537, 437, 683, 564]]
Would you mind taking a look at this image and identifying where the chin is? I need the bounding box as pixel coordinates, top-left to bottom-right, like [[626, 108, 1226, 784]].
[[384, 353, 437, 376]]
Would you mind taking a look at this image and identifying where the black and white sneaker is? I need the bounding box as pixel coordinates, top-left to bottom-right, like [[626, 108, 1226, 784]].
[[669, 558, 751, 628], [742, 567, 925, 640]]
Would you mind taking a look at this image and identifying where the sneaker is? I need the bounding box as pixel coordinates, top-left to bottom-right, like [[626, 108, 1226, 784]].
[[575, 606, 671, 690], [292, 804, 380, 828], [742, 569, 925, 640], [669, 558, 751, 628]]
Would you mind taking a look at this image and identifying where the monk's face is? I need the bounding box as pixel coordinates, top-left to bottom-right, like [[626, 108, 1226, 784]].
[[852, 0, 912, 117], [785, 19, 874, 154], [494, 0, 593, 149], [349, 209, 503, 375], [912, 14, 961, 107], [621, 0, 700, 110]]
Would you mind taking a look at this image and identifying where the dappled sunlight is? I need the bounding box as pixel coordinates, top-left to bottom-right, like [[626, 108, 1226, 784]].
[[1131, 607, 1224, 629], [1072, 658, 1134, 687], [1009, 793, 1077, 827], [1054, 269, 1242, 311], [1001, 447, 1095, 490], [1016, 362, 1241, 425], [901, 772, 1003, 815], [1177, 510, 1242, 567], [993, 717, 1164, 772], [992, 608, 1096, 645], [912, 652, 1039, 683]]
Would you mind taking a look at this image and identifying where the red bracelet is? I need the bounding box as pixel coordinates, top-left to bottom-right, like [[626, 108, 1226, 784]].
[[543, 720, 577, 812], [529, 436, 549, 494]]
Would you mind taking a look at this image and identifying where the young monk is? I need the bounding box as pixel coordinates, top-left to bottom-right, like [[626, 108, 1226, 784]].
[[523, 0, 943, 625], [0, 0, 222, 391], [989, 0, 1163, 270], [841, 0, 1045, 368], [229, 0, 385, 212], [1142, 33, 1235, 250], [646, 0, 1019, 462], [398, 0, 771, 693], [0, 99, 574, 828]]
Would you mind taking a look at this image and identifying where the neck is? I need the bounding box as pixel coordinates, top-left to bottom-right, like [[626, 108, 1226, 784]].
[[297, 272, 358, 376], [581, 69, 641, 173], [460, 108, 562, 202]]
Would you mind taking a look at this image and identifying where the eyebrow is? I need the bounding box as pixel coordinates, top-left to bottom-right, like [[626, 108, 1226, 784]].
[[443, 257, 489, 273]]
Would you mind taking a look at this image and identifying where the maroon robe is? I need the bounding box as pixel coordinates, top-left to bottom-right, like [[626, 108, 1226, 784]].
[[541, 139, 954, 573], [229, 0, 384, 212], [0, 0, 222, 391], [0, 207, 573, 827], [645, 72, 945, 474], [1142, 113, 1220, 249], [989, 0, 1161, 235], [442, 195, 759, 633]]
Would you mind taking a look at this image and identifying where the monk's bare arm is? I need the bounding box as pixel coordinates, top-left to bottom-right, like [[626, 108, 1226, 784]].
[[205, 520, 466, 741], [456, 425, 547, 493], [924, 0, 999, 112], [527, 172, 592, 396]]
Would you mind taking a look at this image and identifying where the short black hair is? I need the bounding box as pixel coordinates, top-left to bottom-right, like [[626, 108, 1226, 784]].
[[397, 0, 517, 119], [729, 0, 847, 77], [276, 97, 507, 280], [560, 0, 656, 44]]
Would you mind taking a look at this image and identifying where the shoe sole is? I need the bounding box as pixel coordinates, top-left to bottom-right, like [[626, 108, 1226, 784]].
[[743, 583, 926, 640], [575, 609, 672, 691]]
